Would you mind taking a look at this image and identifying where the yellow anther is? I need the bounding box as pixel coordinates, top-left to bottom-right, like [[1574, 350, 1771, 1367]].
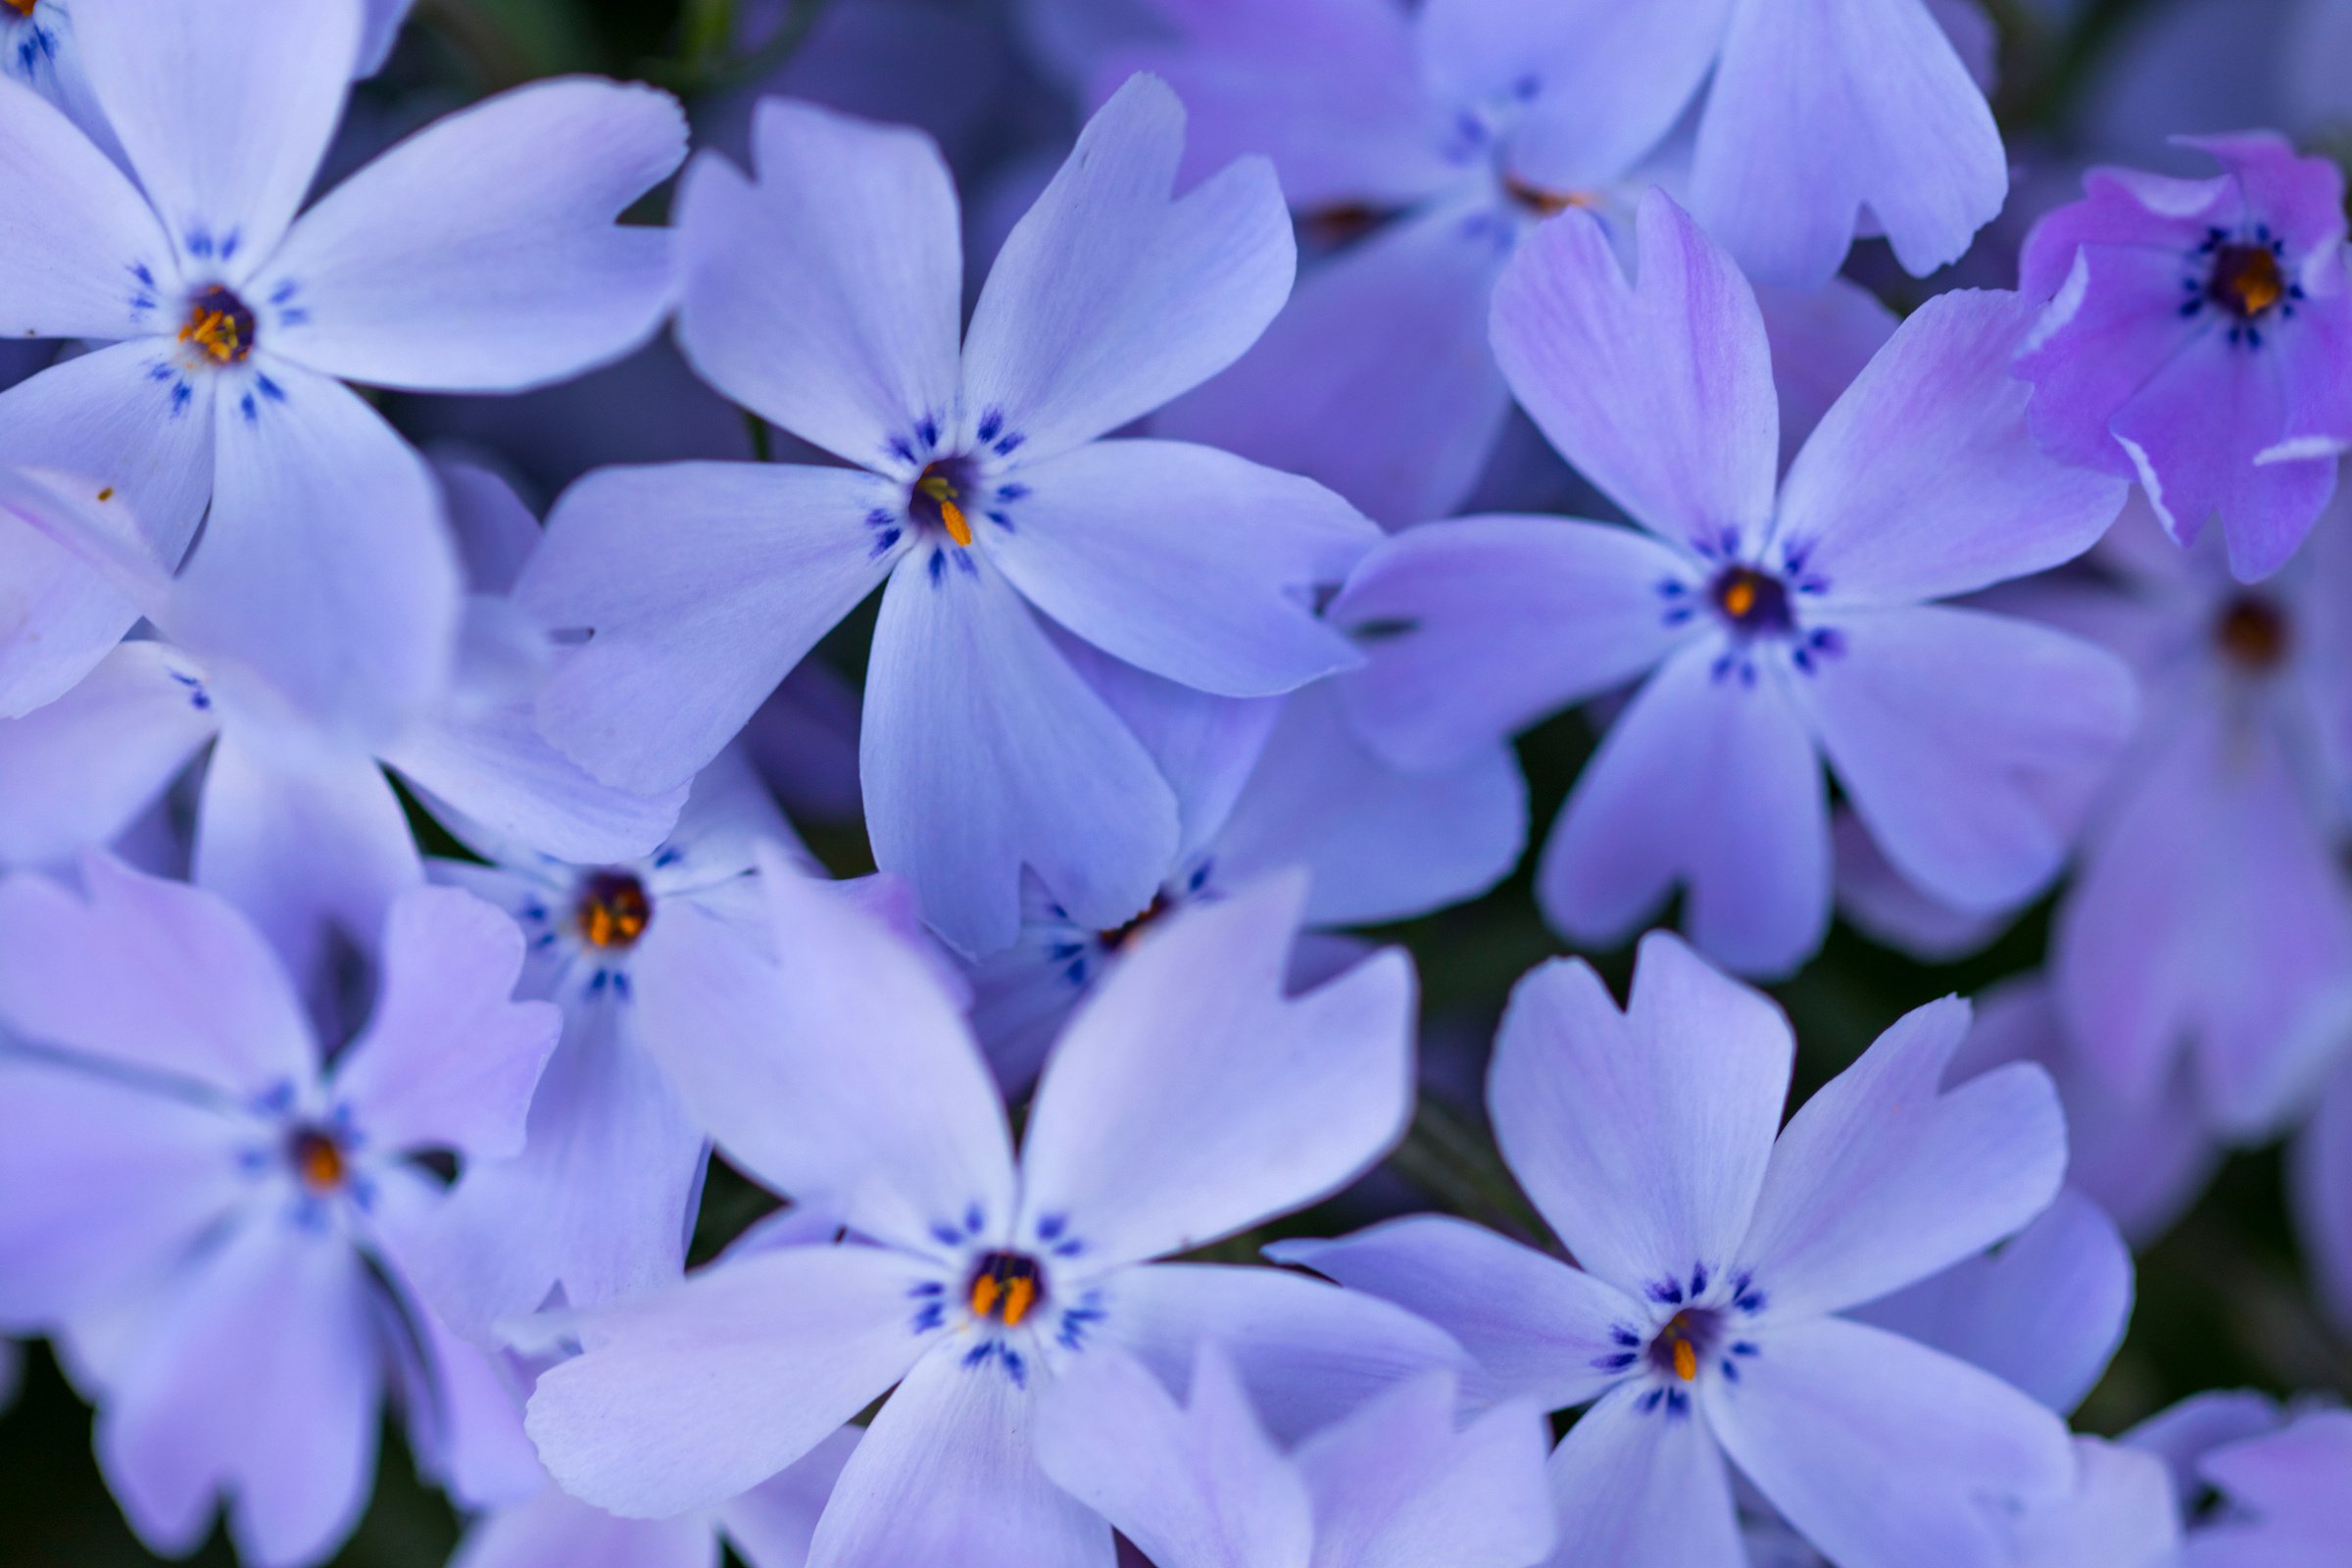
[[1502, 173, 1595, 218], [918, 473, 972, 547], [576, 872, 652, 951], [1000, 1273, 1037, 1327], [291, 1129, 347, 1194], [179, 309, 243, 363], [969, 1272, 1002, 1319], [1672, 1338, 1697, 1382], [1721, 578, 1757, 618]]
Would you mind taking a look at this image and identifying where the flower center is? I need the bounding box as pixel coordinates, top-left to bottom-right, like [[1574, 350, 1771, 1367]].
[[2213, 595, 2290, 671], [2, 0, 36, 17], [966, 1250, 1045, 1327], [287, 1126, 348, 1194], [2207, 244, 2285, 320], [574, 870, 653, 951], [912, 459, 974, 549], [1647, 1307, 1719, 1383], [178, 284, 256, 365], [1709, 564, 1793, 636], [1098, 892, 1173, 954]]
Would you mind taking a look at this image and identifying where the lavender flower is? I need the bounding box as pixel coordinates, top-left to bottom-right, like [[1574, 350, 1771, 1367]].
[[2016, 132, 2352, 581], [1335, 190, 2134, 976], [0, 0, 684, 730], [517, 76, 1377, 955], [0, 858, 558, 1566], [523, 868, 1461, 1561], [1272, 932, 2076, 1566], [2179, 1407, 2352, 1561]]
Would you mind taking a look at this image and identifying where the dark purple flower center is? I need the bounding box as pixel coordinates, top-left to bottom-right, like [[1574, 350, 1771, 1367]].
[[287, 1125, 349, 1194], [179, 283, 255, 365], [1647, 1307, 1722, 1382], [2213, 595, 2290, 671], [911, 457, 977, 548], [2207, 244, 2286, 320], [1709, 564, 1793, 636], [966, 1250, 1046, 1326], [574, 870, 653, 951]]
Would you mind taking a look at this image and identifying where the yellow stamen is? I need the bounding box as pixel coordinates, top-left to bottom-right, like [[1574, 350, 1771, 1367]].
[[292, 1129, 346, 1194], [969, 1272, 1002, 1319], [1672, 1338, 1697, 1382], [999, 1273, 1036, 1327], [96, 487, 114, 502], [179, 309, 242, 363], [1721, 578, 1757, 619], [576, 872, 652, 950], [918, 473, 972, 548], [1502, 173, 1596, 218]]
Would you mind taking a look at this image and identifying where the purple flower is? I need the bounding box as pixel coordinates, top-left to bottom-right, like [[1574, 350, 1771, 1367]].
[[1035, 1347, 1556, 1568], [2291, 1051, 2352, 1339], [2041, 500, 2352, 1136], [2179, 1407, 2352, 1561], [0, 0, 684, 731], [1335, 191, 2135, 976], [1272, 932, 2076, 1566], [0, 858, 559, 1565], [969, 673, 1524, 1088], [0, 461, 683, 982], [1124, 0, 1998, 524], [2016, 132, 2352, 581], [516, 76, 1378, 956], [523, 868, 1461, 1560]]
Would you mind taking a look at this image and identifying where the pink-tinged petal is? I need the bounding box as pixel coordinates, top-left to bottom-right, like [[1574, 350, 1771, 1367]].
[[451, 1488, 717, 1568], [1737, 998, 2066, 1318], [1035, 1346, 1313, 1568], [1487, 934, 1791, 1304], [1268, 1214, 1646, 1412], [384, 697, 685, 866], [987, 438, 1372, 697], [805, 1338, 1110, 1568], [259, 79, 683, 392], [1019, 877, 1412, 1269], [1096, 1261, 1471, 1446], [2290, 1062, 2352, 1336], [1106, 0, 1451, 208], [2017, 244, 2203, 477], [1425, 0, 1733, 190], [1540, 1378, 1745, 1568], [0, 641, 219, 867], [0, 1057, 249, 1327], [715, 1427, 861, 1568], [1794, 605, 2137, 913], [329, 885, 558, 1161], [2017, 169, 2232, 303], [1331, 515, 1699, 769], [0, 853, 314, 1094], [192, 723, 421, 983], [75, 0, 359, 272], [1708, 1317, 2073, 1568], [2055, 692, 2352, 1135], [1537, 642, 1831, 979], [675, 99, 960, 468], [1784, 290, 2130, 604], [962, 74, 1295, 462], [1492, 190, 1778, 553], [2180, 131, 2350, 258], [862, 552, 1178, 956], [520, 462, 900, 797], [0, 344, 220, 715], [0, 75, 173, 338], [1211, 677, 1527, 927], [634, 852, 1016, 1257], [412, 1004, 705, 1341], [173, 363, 460, 741], [1692, 0, 2005, 284], [98, 1218, 382, 1568], [1157, 196, 1516, 529], [1753, 277, 1897, 469], [1297, 1372, 1556, 1568], [1852, 1189, 2134, 1417], [2185, 1410, 2352, 1566], [525, 1245, 939, 1520]]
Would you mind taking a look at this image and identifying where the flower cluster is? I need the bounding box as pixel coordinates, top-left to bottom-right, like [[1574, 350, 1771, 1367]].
[[2, 1, 2350, 1566]]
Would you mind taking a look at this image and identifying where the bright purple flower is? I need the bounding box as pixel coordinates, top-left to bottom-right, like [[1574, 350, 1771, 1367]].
[[2180, 1407, 2352, 1562], [969, 673, 1524, 1088], [0, 858, 558, 1566], [2037, 500, 2352, 1135], [0, 0, 684, 731], [517, 76, 1377, 956], [1335, 191, 2134, 976], [454, 1425, 858, 1568], [1036, 1347, 1556, 1568], [523, 869, 1461, 1562], [0, 461, 682, 982], [2016, 133, 2352, 581], [1273, 933, 2076, 1567]]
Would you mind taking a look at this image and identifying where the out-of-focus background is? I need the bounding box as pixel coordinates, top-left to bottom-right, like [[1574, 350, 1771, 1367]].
[[3, 0, 2348, 1560]]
